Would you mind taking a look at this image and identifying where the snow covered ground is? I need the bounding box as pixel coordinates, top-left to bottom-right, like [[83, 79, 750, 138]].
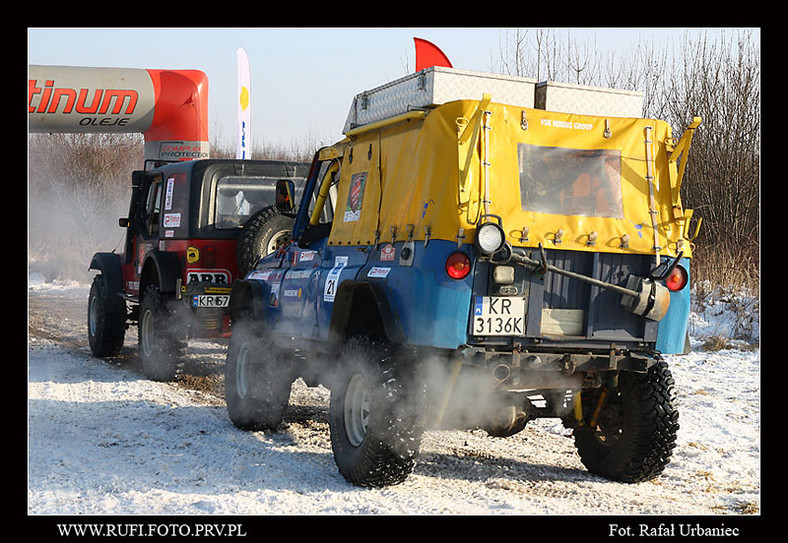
[[27, 275, 760, 522]]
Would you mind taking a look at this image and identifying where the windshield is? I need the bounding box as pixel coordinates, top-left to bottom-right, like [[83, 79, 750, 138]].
[[518, 144, 624, 219]]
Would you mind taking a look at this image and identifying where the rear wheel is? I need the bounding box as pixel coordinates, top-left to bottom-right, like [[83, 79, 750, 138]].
[[87, 274, 126, 357], [225, 318, 293, 430], [329, 336, 426, 487], [138, 285, 186, 381], [572, 359, 679, 482]]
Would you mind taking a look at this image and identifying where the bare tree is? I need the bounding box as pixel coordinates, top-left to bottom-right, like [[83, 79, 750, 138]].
[[661, 30, 760, 284], [495, 28, 604, 84], [28, 133, 143, 282], [494, 28, 760, 288]]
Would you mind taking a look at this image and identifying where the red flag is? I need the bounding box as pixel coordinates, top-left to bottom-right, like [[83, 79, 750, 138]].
[[414, 38, 453, 71]]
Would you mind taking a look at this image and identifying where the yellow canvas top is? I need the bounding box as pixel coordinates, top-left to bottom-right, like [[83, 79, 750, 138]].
[[325, 97, 698, 259]]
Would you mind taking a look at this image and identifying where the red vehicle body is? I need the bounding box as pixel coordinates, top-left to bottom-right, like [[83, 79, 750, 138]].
[[87, 158, 311, 380]]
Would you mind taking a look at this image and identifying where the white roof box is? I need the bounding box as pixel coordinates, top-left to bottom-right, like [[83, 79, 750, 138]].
[[535, 80, 644, 118], [343, 67, 537, 133]]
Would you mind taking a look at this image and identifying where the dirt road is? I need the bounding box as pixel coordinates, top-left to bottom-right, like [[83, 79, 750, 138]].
[[28, 283, 760, 519]]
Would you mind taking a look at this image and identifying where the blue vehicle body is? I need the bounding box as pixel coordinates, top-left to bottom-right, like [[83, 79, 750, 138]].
[[656, 257, 691, 354], [256, 238, 475, 349]]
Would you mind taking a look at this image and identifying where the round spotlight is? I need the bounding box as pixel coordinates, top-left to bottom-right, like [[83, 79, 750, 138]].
[[475, 222, 506, 255]]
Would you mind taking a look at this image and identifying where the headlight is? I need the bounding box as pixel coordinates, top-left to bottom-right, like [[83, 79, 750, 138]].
[[475, 222, 506, 255]]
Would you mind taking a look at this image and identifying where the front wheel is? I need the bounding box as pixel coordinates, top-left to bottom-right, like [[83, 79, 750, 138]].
[[572, 359, 679, 483], [225, 319, 293, 431], [329, 336, 425, 487], [87, 274, 126, 357]]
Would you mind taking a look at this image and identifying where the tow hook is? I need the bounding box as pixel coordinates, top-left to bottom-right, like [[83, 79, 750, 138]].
[[559, 354, 575, 374]]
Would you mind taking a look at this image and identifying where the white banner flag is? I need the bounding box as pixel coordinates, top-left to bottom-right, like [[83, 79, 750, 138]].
[[236, 47, 251, 159]]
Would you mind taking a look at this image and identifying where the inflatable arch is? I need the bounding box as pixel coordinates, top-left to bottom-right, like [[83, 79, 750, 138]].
[[28, 65, 210, 165]]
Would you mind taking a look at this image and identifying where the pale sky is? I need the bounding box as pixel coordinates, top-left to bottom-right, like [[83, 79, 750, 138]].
[[27, 27, 745, 150]]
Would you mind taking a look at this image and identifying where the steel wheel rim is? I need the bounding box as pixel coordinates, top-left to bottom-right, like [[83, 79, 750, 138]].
[[140, 308, 155, 357], [88, 296, 98, 337], [266, 230, 291, 254], [344, 373, 370, 447], [235, 343, 250, 400]]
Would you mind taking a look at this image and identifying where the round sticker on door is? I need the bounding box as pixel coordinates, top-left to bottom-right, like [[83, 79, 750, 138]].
[[187, 246, 200, 264]]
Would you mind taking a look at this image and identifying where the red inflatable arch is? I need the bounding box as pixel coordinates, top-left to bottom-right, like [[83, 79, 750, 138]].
[[28, 65, 210, 165]]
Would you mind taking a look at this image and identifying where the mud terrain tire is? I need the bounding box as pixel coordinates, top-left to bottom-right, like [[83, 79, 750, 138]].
[[138, 285, 186, 382], [329, 336, 426, 487], [236, 206, 294, 277], [87, 274, 126, 357], [572, 359, 679, 483], [225, 318, 294, 430]]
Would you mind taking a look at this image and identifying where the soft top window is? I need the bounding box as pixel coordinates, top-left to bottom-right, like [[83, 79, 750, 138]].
[[518, 143, 624, 219], [214, 176, 279, 229]]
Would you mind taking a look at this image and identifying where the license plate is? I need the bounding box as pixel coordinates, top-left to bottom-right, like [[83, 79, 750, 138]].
[[472, 296, 526, 336], [191, 295, 230, 308]]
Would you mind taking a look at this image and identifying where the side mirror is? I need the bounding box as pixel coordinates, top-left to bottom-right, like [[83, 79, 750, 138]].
[[275, 179, 295, 212], [119, 218, 130, 228]]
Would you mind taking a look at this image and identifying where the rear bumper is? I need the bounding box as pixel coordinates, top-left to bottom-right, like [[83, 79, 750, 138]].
[[180, 281, 233, 337], [458, 343, 656, 375]]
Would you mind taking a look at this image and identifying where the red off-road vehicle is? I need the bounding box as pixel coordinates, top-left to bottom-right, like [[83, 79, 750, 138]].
[[87, 159, 312, 380]]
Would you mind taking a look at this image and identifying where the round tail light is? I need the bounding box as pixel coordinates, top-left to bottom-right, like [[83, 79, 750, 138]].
[[665, 264, 688, 291], [445, 251, 471, 279]]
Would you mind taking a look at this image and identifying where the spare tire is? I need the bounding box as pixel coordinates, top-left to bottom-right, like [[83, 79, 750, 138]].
[[236, 206, 294, 277]]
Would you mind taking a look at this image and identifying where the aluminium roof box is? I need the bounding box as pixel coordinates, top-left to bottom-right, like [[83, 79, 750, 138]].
[[343, 66, 537, 133], [534, 80, 644, 118]]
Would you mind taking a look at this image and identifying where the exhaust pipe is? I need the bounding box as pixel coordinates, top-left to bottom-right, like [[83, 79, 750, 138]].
[[490, 363, 585, 389], [492, 363, 511, 382]]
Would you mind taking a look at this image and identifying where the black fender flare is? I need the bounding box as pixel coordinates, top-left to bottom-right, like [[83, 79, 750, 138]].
[[229, 278, 273, 322], [330, 280, 404, 344], [140, 250, 182, 296], [88, 252, 124, 296]]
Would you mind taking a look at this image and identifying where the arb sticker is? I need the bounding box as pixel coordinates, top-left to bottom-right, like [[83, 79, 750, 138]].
[[187, 269, 231, 284]]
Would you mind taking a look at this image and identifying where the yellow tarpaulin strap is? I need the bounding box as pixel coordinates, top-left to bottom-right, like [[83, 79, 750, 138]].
[[645, 125, 661, 265]]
